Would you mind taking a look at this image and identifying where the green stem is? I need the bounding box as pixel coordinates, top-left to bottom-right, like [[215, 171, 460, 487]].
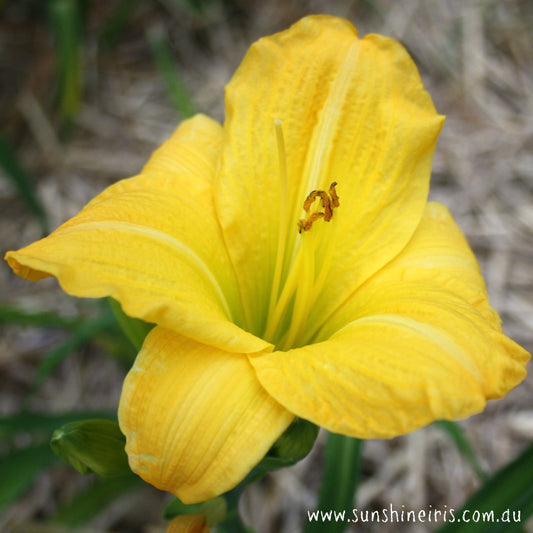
[[217, 513, 250, 533], [306, 433, 363, 533], [217, 488, 250, 533]]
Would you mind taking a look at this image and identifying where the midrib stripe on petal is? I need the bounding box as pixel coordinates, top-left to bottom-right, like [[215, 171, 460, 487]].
[[286, 41, 362, 261], [302, 40, 360, 195], [334, 314, 483, 381], [271, 42, 361, 348], [55, 221, 233, 321]]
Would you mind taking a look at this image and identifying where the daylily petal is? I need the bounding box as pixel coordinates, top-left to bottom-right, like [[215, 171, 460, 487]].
[[215, 15, 444, 338], [249, 203, 529, 438], [118, 327, 294, 503], [5, 115, 267, 353], [166, 514, 209, 533], [311, 202, 504, 343]]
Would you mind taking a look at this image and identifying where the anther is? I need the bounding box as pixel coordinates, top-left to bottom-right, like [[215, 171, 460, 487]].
[[298, 212, 325, 233], [303, 190, 319, 212], [329, 182, 339, 207], [298, 182, 339, 233], [318, 191, 333, 221]]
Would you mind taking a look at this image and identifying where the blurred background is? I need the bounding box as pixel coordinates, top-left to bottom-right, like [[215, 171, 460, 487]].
[[1, 0, 532, 531]]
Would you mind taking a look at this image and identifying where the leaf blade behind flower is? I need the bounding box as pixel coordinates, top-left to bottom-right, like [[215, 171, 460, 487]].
[[50, 474, 145, 528], [0, 443, 60, 513], [305, 433, 362, 533], [436, 440, 533, 533]]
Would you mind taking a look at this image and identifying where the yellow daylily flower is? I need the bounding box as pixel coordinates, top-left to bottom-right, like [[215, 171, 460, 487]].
[[5, 15, 529, 504], [166, 514, 209, 533]]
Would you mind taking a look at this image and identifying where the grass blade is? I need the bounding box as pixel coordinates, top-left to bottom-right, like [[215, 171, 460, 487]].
[[165, 0, 209, 16], [0, 411, 116, 440], [146, 24, 196, 119], [99, 0, 142, 50], [437, 440, 533, 532], [0, 443, 60, 512], [0, 132, 49, 233], [51, 474, 144, 527], [435, 420, 487, 480], [28, 312, 118, 398], [48, 0, 82, 129], [0, 305, 81, 329]]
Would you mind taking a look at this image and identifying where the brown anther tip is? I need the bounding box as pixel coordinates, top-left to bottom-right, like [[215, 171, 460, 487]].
[[304, 211, 324, 231], [329, 182, 339, 207], [298, 182, 340, 233], [303, 190, 319, 212], [318, 191, 333, 221]]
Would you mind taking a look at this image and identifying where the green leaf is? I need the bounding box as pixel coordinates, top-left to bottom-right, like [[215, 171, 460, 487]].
[[0, 443, 59, 512], [48, 0, 82, 129], [0, 410, 116, 440], [108, 297, 153, 351], [306, 433, 363, 533], [164, 496, 227, 524], [50, 419, 130, 478], [435, 420, 487, 480], [146, 24, 196, 119], [29, 312, 118, 397], [258, 418, 319, 471], [98, 0, 142, 50], [167, 0, 209, 15], [51, 474, 144, 527], [437, 440, 533, 533], [0, 304, 80, 329], [0, 132, 49, 233]]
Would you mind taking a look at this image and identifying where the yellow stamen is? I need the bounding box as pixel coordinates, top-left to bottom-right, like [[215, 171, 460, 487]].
[[262, 124, 341, 348], [263, 248, 304, 342], [266, 120, 289, 330], [279, 226, 318, 350], [265, 182, 341, 349]]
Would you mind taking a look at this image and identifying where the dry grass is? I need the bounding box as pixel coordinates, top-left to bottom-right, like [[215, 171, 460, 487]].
[[1, 1, 532, 532]]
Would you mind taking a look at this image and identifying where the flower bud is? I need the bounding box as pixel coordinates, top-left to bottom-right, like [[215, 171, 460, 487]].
[[50, 419, 130, 477]]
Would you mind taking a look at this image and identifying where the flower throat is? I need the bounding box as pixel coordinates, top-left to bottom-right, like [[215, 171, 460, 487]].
[[261, 121, 340, 351]]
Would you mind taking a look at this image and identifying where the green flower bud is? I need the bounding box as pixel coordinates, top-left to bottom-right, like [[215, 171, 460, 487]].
[[50, 419, 130, 477], [258, 418, 319, 471]]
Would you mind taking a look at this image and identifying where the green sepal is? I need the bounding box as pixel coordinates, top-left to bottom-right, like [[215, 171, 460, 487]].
[[50, 419, 130, 478], [108, 297, 154, 351], [258, 417, 319, 471], [164, 496, 227, 525], [226, 418, 319, 495]]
